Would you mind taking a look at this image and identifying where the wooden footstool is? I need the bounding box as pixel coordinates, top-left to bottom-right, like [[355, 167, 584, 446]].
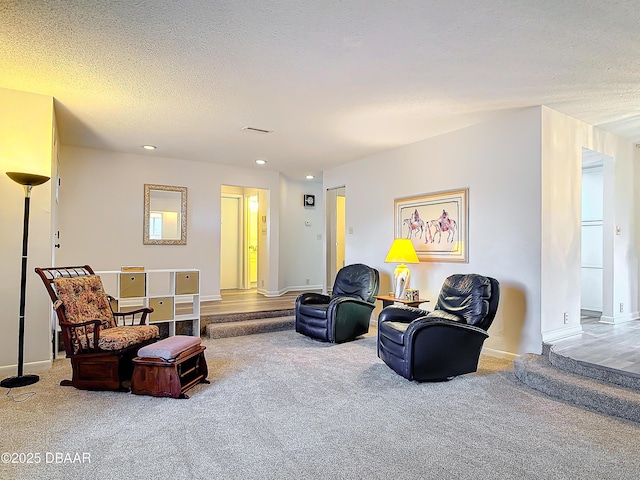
[[131, 335, 209, 399]]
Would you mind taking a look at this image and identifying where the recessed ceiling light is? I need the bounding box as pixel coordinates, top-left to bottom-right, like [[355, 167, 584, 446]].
[[255, 159, 266, 165], [142, 145, 157, 150], [306, 175, 314, 179]]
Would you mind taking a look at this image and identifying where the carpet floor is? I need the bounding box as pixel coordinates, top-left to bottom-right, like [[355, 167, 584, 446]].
[[2, 328, 639, 480]]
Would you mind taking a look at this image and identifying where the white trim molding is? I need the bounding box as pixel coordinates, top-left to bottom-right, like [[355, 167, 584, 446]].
[[542, 325, 584, 343]]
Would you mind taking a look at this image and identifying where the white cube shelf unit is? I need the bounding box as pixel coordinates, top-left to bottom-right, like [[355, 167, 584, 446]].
[[97, 269, 201, 338]]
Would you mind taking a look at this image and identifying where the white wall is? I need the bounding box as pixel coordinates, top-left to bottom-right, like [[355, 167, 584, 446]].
[[278, 176, 324, 293], [57, 146, 299, 299], [541, 107, 637, 337], [0, 88, 55, 375], [324, 107, 543, 357]]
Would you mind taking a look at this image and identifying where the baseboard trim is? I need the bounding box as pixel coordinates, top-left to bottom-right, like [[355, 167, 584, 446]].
[[281, 285, 323, 294], [542, 325, 583, 343], [257, 285, 322, 298], [482, 347, 518, 361], [599, 312, 638, 324], [200, 294, 222, 302], [0, 359, 52, 377]]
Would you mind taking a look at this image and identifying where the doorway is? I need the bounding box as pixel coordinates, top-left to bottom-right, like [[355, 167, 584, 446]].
[[221, 186, 264, 290], [580, 148, 613, 324], [326, 186, 346, 292]]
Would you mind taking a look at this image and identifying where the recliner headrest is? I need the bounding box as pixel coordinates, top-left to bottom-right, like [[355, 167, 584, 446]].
[[332, 264, 380, 302], [435, 274, 499, 330]]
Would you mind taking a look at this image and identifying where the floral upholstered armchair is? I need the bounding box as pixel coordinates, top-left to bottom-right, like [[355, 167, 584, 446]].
[[35, 266, 159, 391]]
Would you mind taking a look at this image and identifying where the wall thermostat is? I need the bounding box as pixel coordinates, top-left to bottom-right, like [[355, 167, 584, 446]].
[[303, 194, 315, 207]]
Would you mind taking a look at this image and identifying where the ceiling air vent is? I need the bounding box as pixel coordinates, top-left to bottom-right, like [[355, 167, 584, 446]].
[[242, 126, 273, 134]]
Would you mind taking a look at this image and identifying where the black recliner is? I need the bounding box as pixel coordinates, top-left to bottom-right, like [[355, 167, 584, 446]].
[[377, 273, 500, 381], [295, 263, 380, 343]]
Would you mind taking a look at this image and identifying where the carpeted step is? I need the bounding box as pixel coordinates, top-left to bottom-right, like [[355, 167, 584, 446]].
[[201, 308, 294, 325], [548, 347, 640, 391], [514, 353, 640, 423], [206, 315, 294, 339]]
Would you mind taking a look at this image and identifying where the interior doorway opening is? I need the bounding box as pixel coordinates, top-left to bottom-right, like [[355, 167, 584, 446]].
[[221, 185, 265, 291], [326, 186, 346, 293], [580, 148, 612, 324]]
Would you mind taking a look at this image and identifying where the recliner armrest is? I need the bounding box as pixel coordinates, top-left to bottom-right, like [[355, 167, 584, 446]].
[[378, 305, 429, 325], [404, 317, 489, 341], [296, 292, 330, 306]]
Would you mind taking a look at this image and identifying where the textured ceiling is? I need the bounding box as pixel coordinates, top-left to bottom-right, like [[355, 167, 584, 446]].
[[1, 1, 640, 179]]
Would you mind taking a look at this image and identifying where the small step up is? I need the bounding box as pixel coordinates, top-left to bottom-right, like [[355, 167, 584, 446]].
[[514, 353, 640, 423], [548, 347, 640, 391], [201, 308, 294, 327], [206, 315, 294, 339]]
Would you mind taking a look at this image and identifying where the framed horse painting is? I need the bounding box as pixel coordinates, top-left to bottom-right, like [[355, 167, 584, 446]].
[[394, 188, 468, 262]]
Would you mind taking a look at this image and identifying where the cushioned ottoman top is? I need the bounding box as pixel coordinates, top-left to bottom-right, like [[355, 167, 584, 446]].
[[137, 335, 201, 360]]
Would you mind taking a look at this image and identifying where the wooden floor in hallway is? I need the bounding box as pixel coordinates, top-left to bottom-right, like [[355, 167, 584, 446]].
[[187, 288, 321, 316]]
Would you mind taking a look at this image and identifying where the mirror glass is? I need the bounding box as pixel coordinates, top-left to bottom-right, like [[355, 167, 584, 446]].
[[144, 184, 187, 245]]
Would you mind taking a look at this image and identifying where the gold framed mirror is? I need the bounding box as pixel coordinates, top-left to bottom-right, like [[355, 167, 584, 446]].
[[143, 184, 187, 245]]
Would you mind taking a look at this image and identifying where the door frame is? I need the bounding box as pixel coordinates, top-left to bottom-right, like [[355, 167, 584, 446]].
[[221, 185, 265, 291]]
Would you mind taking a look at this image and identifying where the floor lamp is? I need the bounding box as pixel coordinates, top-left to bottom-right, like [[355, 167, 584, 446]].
[[1, 172, 50, 389]]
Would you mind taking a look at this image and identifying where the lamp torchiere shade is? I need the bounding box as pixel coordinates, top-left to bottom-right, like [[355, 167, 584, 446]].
[[1, 171, 50, 389], [6, 172, 51, 188], [384, 238, 419, 299]]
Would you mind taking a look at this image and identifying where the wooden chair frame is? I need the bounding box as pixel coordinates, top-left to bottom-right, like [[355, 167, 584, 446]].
[[35, 265, 158, 391]]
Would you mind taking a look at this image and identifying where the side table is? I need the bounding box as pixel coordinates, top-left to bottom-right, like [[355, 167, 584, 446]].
[[375, 295, 429, 309]]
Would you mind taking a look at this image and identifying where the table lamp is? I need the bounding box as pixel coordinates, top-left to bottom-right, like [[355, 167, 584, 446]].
[[1, 172, 50, 388], [384, 238, 419, 299]]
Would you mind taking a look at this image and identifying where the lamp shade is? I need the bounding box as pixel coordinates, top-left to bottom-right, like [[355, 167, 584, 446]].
[[6, 172, 50, 186], [384, 238, 419, 264]]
